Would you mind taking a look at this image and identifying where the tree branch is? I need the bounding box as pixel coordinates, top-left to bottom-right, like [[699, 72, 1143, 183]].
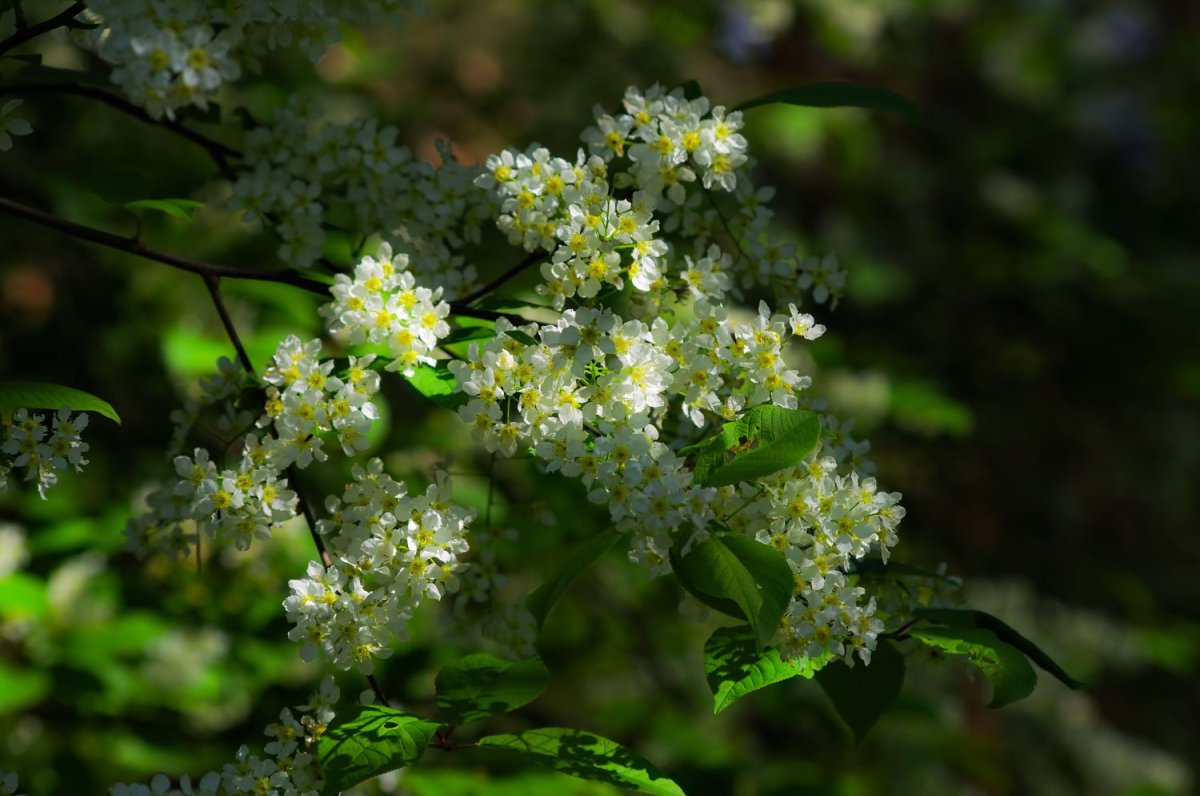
[[0, 195, 330, 294], [450, 249, 544, 308], [0, 82, 241, 175], [0, 2, 86, 57]]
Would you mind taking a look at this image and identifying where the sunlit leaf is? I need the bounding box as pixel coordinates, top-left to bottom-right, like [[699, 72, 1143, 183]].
[[318, 706, 440, 796], [703, 626, 832, 714], [911, 626, 1037, 707], [0, 382, 120, 424], [735, 82, 918, 118], [478, 728, 685, 796]]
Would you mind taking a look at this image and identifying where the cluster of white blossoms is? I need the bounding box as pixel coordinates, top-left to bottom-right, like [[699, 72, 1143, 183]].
[[284, 459, 474, 672], [229, 97, 494, 284], [77, 0, 416, 120], [109, 677, 339, 796], [322, 243, 453, 377], [445, 84, 896, 664], [1, 409, 89, 498]]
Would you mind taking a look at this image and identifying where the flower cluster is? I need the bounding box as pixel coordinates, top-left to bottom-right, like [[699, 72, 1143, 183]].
[[261, 335, 382, 462], [167, 356, 250, 456], [322, 244, 453, 377], [230, 97, 494, 281], [109, 677, 338, 796], [1, 409, 90, 498], [78, 0, 417, 120], [284, 459, 474, 672], [448, 298, 822, 568]]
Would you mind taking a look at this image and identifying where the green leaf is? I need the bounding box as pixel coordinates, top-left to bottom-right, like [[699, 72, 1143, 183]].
[[473, 295, 551, 312], [735, 82, 918, 118], [318, 706, 440, 796], [670, 533, 793, 648], [124, 198, 205, 222], [686, 405, 820, 487], [0, 381, 120, 424], [848, 558, 957, 581], [436, 654, 550, 725], [703, 626, 832, 714], [478, 728, 686, 796], [504, 329, 540, 347], [911, 626, 1037, 708], [913, 607, 1084, 690], [405, 364, 467, 410], [0, 573, 48, 621], [442, 325, 497, 346], [526, 528, 621, 630], [0, 661, 49, 715], [4, 54, 43, 66], [816, 640, 905, 743]]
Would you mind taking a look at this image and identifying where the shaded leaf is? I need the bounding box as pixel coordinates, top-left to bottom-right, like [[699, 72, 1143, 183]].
[[504, 329, 539, 347], [816, 640, 905, 743], [735, 82, 918, 118], [911, 626, 1037, 708], [318, 706, 440, 796], [914, 607, 1083, 689], [478, 728, 685, 796], [670, 533, 793, 648], [473, 295, 550, 312], [703, 626, 832, 714], [527, 528, 621, 630], [436, 654, 550, 725], [0, 381, 120, 424]]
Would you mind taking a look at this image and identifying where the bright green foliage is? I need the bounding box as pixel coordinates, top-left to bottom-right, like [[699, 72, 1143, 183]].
[[435, 653, 550, 725], [404, 364, 468, 409], [123, 198, 205, 222], [670, 534, 793, 649], [526, 528, 622, 630], [703, 626, 833, 714], [478, 728, 686, 796], [816, 640, 906, 743], [318, 706, 441, 795], [911, 626, 1037, 708], [684, 404, 820, 487], [734, 82, 918, 118], [0, 381, 120, 423], [915, 607, 1083, 689], [0, 572, 48, 621]]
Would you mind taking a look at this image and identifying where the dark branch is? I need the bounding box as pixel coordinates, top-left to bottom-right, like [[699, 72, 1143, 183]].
[[202, 276, 255, 373], [0, 82, 241, 175], [0, 2, 86, 56], [0, 195, 329, 295]]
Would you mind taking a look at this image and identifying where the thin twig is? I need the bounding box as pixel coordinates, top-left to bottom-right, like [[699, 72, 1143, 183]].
[[0, 195, 329, 294], [0, 2, 85, 56], [202, 276, 254, 372], [450, 249, 544, 308], [0, 82, 241, 175]]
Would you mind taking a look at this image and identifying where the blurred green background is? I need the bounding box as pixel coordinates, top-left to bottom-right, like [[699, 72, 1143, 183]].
[[1, 1, 1198, 793]]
